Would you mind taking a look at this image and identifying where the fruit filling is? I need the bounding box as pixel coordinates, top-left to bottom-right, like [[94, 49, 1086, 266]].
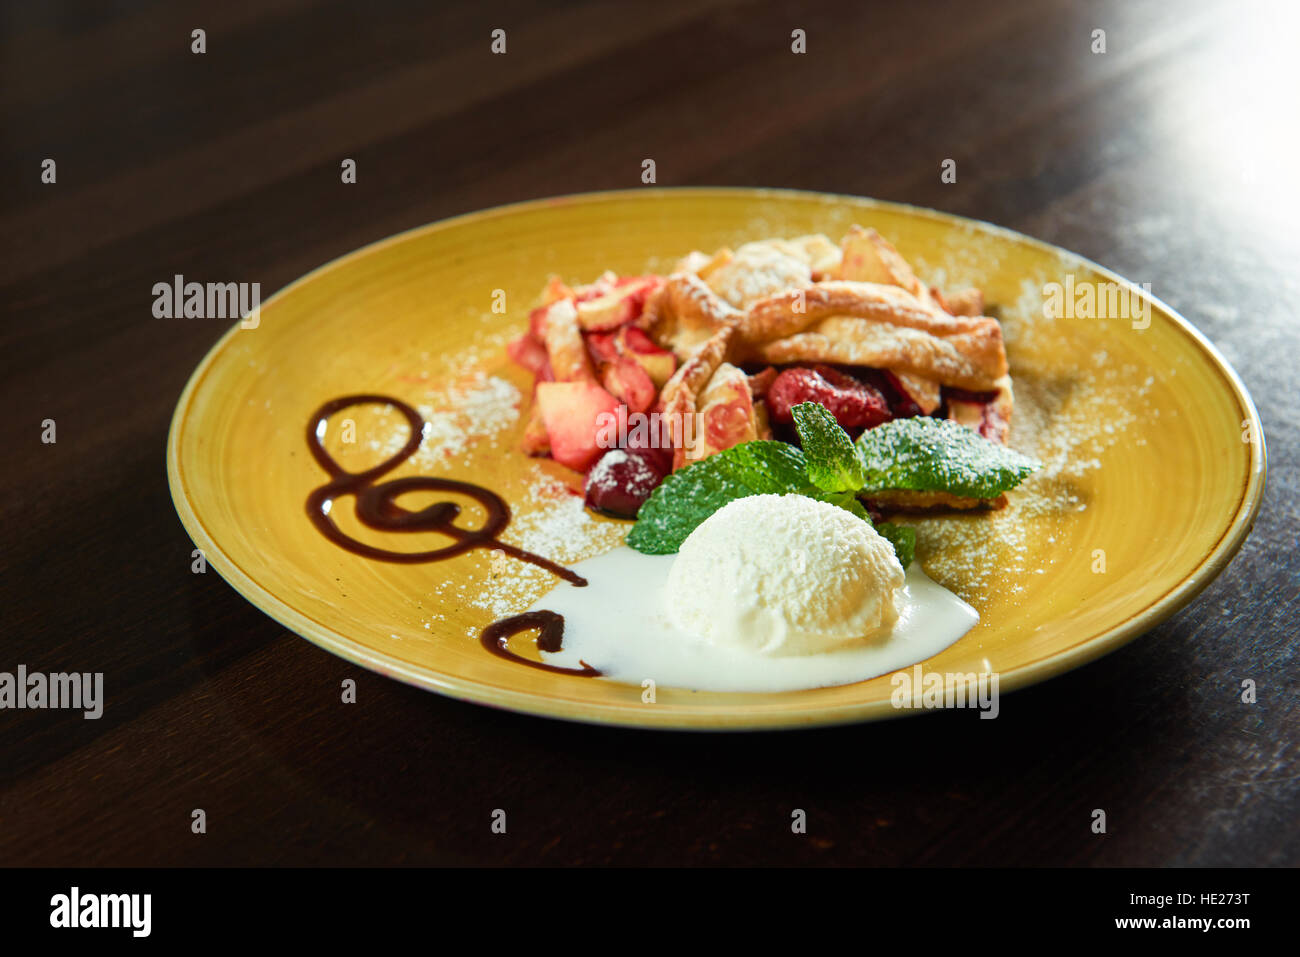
[[765, 364, 892, 430], [505, 228, 1016, 518]]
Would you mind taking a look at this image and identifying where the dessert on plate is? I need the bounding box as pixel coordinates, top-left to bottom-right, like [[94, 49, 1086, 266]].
[[487, 226, 1041, 691], [308, 225, 1043, 692], [507, 226, 1018, 520]]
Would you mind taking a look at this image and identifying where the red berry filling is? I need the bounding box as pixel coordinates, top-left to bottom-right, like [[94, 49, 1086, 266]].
[[766, 364, 892, 430], [942, 386, 1000, 405]]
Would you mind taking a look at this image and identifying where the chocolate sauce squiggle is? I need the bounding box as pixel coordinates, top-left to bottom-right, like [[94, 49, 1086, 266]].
[[480, 610, 600, 677], [305, 394, 587, 585], [306, 394, 595, 676]]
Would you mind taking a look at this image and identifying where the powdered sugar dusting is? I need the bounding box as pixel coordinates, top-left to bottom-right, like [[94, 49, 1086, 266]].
[[507, 469, 625, 564], [906, 273, 1160, 603], [706, 242, 812, 308], [419, 464, 628, 625], [366, 370, 521, 468], [398, 211, 1174, 643]]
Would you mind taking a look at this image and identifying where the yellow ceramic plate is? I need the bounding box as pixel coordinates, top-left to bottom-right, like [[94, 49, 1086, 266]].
[[166, 189, 1265, 729]]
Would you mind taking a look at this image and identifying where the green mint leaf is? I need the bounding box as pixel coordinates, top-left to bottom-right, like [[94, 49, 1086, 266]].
[[805, 488, 870, 521], [873, 522, 916, 568], [791, 401, 866, 493], [626, 433, 918, 568], [855, 417, 1041, 499], [626, 441, 809, 554]]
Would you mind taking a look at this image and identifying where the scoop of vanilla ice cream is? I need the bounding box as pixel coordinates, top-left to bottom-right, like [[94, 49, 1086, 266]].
[[665, 494, 906, 656]]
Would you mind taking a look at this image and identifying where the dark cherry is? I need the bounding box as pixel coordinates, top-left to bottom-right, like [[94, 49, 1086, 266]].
[[584, 448, 667, 518], [942, 385, 1000, 404], [881, 370, 924, 418], [621, 427, 673, 474]]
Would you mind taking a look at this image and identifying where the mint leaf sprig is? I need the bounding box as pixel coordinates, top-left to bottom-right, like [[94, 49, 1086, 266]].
[[625, 441, 808, 555], [626, 400, 1040, 566], [854, 417, 1041, 499], [789, 402, 915, 567], [790, 402, 865, 493], [629, 404, 910, 564]]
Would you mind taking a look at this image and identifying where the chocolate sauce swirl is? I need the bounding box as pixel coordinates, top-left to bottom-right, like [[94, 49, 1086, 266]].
[[480, 610, 600, 677], [305, 394, 596, 676], [305, 394, 585, 585]]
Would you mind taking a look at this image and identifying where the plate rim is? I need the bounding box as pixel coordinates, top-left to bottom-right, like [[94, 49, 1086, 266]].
[[165, 187, 1268, 731]]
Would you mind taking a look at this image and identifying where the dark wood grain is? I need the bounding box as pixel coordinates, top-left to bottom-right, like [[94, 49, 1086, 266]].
[[1, 0, 1296, 866]]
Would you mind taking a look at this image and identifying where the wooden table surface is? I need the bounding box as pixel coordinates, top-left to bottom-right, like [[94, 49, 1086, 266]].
[[2, 0, 1296, 866]]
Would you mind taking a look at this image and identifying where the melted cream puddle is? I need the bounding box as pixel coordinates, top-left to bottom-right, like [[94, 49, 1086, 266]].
[[533, 546, 977, 693]]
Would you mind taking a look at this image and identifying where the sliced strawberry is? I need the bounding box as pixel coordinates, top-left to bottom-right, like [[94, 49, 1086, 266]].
[[767, 365, 892, 430], [575, 292, 638, 331], [746, 366, 779, 399], [600, 356, 656, 415], [616, 326, 676, 388], [694, 364, 757, 458], [620, 275, 662, 320], [584, 330, 621, 366], [535, 381, 621, 472], [506, 332, 550, 379], [619, 325, 662, 353], [528, 304, 554, 340], [704, 395, 753, 451], [574, 276, 660, 331], [625, 351, 675, 391]]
